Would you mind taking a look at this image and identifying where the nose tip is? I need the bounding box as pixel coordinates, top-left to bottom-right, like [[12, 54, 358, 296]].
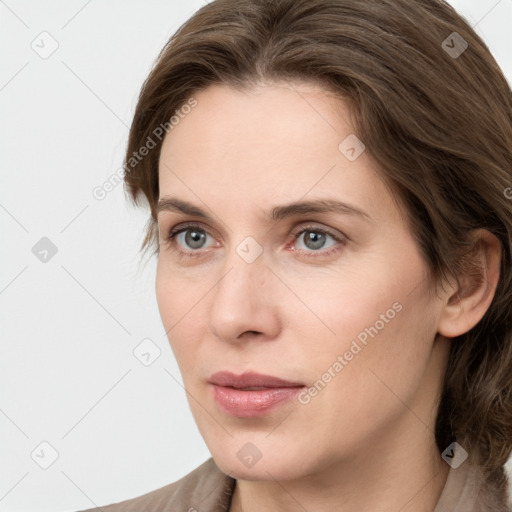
[[208, 256, 281, 344]]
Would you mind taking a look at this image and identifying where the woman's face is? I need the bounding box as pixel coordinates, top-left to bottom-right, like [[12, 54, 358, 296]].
[[156, 82, 450, 480]]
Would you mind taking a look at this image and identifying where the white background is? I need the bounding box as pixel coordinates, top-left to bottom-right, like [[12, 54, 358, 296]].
[[1, 1, 511, 511]]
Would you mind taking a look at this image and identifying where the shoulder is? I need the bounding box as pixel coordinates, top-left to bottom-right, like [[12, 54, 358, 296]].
[[75, 457, 236, 512], [475, 465, 512, 512], [435, 461, 512, 512]]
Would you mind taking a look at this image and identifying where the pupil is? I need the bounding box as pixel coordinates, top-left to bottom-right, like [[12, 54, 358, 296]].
[[305, 231, 325, 250], [186, 230, 205, 248]]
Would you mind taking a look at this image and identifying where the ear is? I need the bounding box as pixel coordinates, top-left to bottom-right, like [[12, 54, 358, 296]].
[[437, 229, 501, 338]]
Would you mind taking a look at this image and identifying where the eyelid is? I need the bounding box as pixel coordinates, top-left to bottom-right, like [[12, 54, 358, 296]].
[[289, 222, 347, 242], [164, 221, 345, 241], [166, 221, 219, 244]]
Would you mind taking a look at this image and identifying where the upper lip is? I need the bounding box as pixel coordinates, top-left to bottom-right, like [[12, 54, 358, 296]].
[[209, 371, 305, 389]]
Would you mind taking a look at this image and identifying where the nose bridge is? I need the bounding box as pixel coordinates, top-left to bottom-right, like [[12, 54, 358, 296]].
[[208, 239, 278, 341], [214, 244, 267, 310]]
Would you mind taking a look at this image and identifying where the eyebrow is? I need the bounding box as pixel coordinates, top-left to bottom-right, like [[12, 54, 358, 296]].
[[155, 197, 373, 223]]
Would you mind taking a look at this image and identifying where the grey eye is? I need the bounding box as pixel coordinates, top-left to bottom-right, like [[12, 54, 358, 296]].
[[180, 229, 208, 249], [305, 231, 326, 249], [297, 230, 336, 251]]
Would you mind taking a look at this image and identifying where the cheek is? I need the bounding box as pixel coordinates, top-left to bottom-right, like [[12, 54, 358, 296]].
[[309, 281, 438, 422], [280, 267, 402, 352], [287, 252, 436, 386], [293, 297, 438, 455], [155, 263, 177, 328], [155, 261, 208, 363], [155, 257, 210, 324]]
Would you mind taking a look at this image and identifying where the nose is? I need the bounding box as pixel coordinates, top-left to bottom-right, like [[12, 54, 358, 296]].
[[208, 247, 281, 343]]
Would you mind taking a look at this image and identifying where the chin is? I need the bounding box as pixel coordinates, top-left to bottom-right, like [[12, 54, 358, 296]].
[[210, 443, 312, 482]]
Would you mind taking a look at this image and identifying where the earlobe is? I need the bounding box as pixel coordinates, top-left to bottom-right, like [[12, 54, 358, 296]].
[[437, 229, 501, 339]]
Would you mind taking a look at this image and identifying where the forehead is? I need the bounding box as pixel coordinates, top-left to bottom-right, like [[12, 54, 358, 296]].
[[157, 82, 396, 223], [161, 81, 351, 162]]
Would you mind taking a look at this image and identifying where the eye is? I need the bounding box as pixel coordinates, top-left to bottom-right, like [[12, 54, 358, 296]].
[[161, 222, 346, 259], [291, 225, 346, 255], [164, 224, 217, 251]]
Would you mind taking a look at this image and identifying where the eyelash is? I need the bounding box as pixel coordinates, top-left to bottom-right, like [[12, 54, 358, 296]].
[[162, 222, 347, 259]]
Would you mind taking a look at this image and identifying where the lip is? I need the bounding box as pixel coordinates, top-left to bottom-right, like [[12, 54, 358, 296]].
[[208, 371, 305, 417], [208, 371, 305, 389]]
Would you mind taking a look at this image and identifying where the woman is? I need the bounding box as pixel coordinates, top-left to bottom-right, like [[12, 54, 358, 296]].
[[78, 0, 512, 510]]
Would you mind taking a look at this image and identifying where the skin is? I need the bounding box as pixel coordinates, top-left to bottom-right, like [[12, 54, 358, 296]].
[[155, 81, 501, 512]]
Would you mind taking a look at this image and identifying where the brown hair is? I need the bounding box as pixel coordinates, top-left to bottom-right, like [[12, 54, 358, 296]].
[[123, 0, 512, 496]]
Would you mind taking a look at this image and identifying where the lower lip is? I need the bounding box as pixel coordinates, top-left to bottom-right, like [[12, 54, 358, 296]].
[[211, 384, 305, 417]]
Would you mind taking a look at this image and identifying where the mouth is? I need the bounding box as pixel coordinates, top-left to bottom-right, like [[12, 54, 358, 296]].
[[233, 386, 274, 391], [208, 370, 305, 389], [208, 371, 306, 417]]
